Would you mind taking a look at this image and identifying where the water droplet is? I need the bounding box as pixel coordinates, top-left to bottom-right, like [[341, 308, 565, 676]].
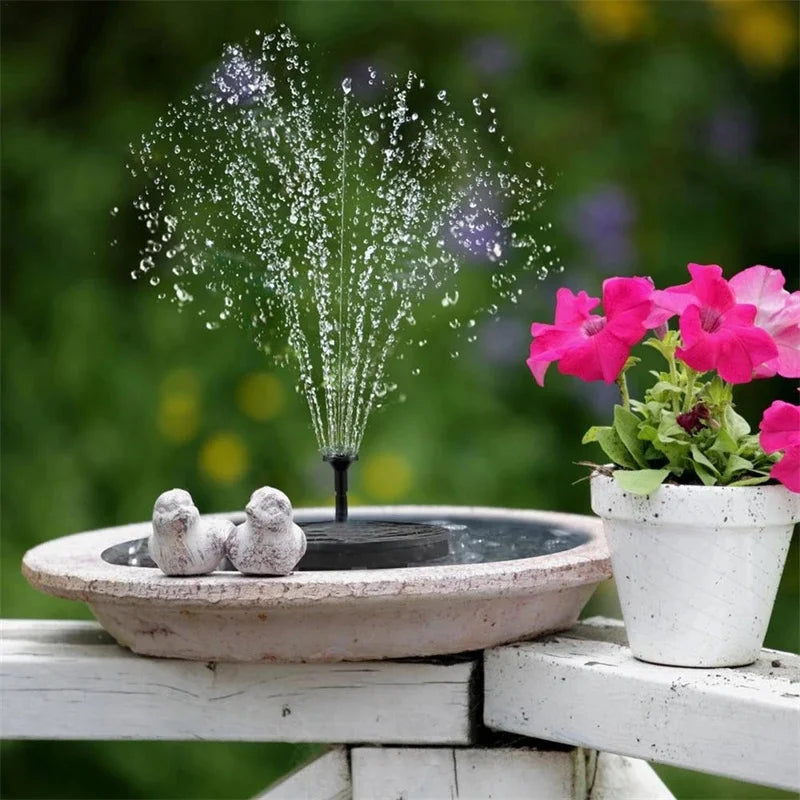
[[441, 290, 459, 307]]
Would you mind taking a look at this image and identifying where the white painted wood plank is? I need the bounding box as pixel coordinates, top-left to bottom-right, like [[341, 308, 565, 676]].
[[1, 619, 477, 744], [351, 746, 583, 800], [590, 753, 674, 799], [484, 617, 800, 792], [255, 747, 350, 800]]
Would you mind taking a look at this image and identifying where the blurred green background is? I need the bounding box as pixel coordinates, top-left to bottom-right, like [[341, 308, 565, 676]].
[[2, 1, 797, 798]]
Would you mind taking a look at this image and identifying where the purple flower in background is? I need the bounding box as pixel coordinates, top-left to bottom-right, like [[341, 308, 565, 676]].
[[464, 35, 520, 78], [704, 104, 755, 161], [564, 185, 636, 271], [568, 375, 621, 417], [445, 192, 507, 266], [479, 317, 529, 366]]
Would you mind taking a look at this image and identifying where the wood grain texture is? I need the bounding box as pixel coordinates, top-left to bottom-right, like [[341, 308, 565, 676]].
[[484, 617, 800, 792], [351, 746, 581, 800], [350, 746, 674, 800], [1, 619, 477, 743]]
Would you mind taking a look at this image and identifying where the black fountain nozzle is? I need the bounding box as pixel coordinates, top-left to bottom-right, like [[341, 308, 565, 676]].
[[323, 453, 358, 523]]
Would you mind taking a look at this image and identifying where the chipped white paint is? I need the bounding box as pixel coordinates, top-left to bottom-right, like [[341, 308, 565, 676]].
[[21, 505, 610, 662], [484, 617, 800, 792], [1, 619, 477, 744], [350, 746, 673, 800], [150, 489, 230, 576], [591, 473, 799, 667], [255, 748, 350, 800], [227, 487, 307, 576]]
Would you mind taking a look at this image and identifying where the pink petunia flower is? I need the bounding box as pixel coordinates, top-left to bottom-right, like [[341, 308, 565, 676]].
[[645, 263, 727, 327], [647, 263, 778, 384], [759, 400, 800, 493], [729, 265, 800, 379], [759, 399, 800, 453], [527, 276, 653, 385], [771, 447, 800, 493]]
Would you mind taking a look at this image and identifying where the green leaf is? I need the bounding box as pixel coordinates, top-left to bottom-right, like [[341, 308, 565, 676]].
[[637, 425, 659, 442], [652, 441, 688, 471], [691, 444, 720, 475], [724, 406, 751, 439], [582, 425, 608, 445], [613, 468, 671, 495], [588, 426, 639, 469], [693, 461, 718, 486], [613, 405, 648, 468], [706, 375, 731, 406], [727, 475, 772, 487], [724, 453, 754, 477], [657, 413, 684, 444], [709, 428, 738, 455], [650, 381, 683, 395]]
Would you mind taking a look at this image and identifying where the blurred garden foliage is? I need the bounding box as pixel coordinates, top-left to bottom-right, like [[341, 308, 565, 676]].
[[1, 2, 797, 798]]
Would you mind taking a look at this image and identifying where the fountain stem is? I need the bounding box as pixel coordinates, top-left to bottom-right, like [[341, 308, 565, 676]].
[[323, 454, 357, 522]]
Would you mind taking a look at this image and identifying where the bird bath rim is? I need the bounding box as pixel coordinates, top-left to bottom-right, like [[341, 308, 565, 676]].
[[23, 505, 609, 607]]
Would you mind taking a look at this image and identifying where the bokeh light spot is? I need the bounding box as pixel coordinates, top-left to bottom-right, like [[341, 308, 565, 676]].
[[714, 1, 797, 71], [157, 369, 200, 443], [575, 0, 650, 40], [236, 371, 286, 421], [361, 452, 412, 501], [199, 432, 249, 484]]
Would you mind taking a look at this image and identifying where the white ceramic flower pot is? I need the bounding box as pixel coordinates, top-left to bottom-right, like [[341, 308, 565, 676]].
[[591, 472, 799, 667]]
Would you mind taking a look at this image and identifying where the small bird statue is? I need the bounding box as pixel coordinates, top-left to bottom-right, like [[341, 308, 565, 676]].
[[227, 486, 307, 575], [149, 488, 230, 576]]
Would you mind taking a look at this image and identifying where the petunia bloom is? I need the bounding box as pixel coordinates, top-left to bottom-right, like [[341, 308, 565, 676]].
[[645, 263, 727, 327], [729, 265, 800, 379], [527, 276, 653, 385], [647, 263, 778, 384], [759, 400, 800, 493], [759, 399, 800, 453], [770, 447, 800, 493]]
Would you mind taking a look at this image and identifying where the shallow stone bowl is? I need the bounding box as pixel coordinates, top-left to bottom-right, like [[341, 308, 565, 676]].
[[22, 505, 610, 662]]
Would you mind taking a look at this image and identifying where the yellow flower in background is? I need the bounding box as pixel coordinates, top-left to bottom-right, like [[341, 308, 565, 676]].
[[361, 452, 412, 502], [714, 1, 797, 71], [575, 0, 650, 40], [236, 371, 286, 421], [157, 369, 200, 443], [199, 432, 249, 484]]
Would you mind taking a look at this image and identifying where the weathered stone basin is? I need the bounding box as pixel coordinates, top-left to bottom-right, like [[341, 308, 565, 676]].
[[22, 505, 610, 662]]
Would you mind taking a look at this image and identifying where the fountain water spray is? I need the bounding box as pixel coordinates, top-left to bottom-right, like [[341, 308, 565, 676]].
[[128, 26, 556, 521]]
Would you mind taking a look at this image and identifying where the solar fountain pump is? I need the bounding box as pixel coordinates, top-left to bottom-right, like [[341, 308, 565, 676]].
[[323, 452, 357, 523]]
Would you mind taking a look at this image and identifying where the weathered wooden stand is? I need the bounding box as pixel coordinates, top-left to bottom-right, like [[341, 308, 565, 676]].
[[2, 617, 798, 798]]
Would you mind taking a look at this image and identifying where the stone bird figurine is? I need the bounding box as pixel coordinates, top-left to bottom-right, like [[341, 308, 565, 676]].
[[149, 488, 230, 576], [227, 486, 307, 575]]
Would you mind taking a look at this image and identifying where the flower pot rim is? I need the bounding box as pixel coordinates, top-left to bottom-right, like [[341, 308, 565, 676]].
[[590, 469, 800, 527], [590, 468, 793, 495]]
